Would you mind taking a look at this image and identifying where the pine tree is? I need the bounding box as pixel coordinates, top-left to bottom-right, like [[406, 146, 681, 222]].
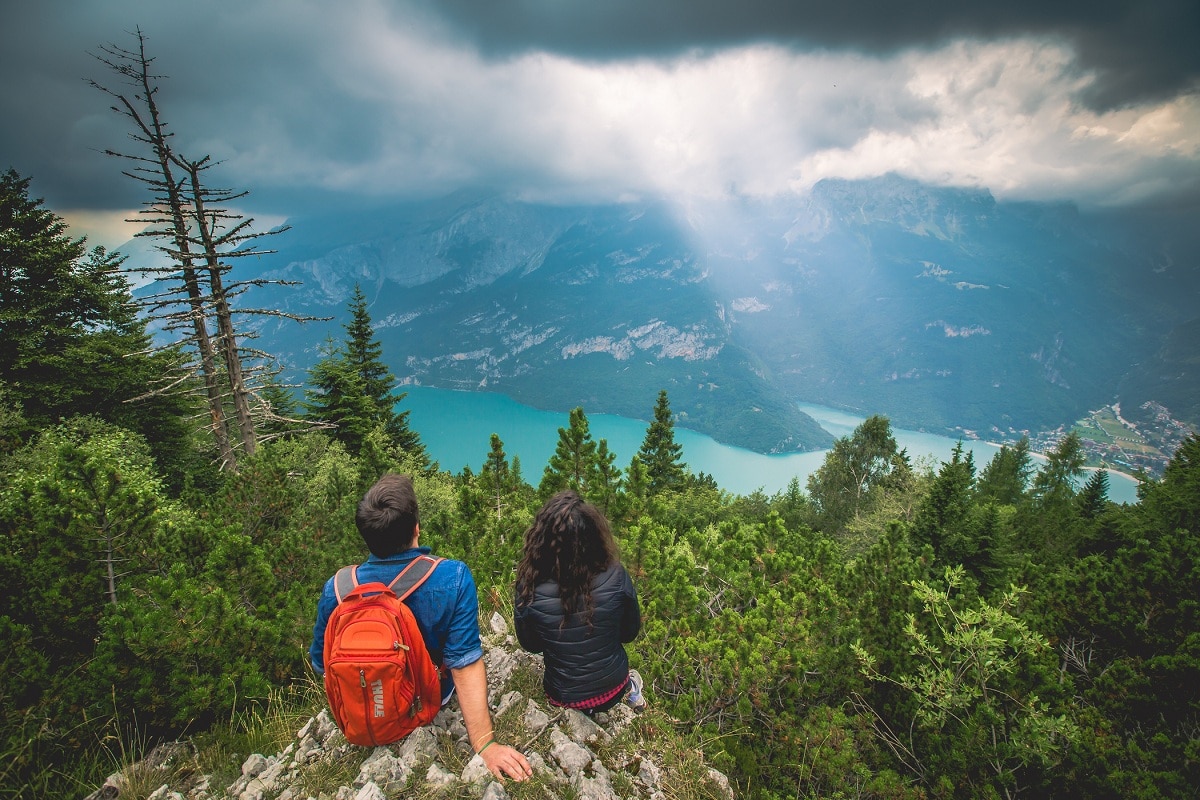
[[480, 433, 511, 520], [1077, 468, 1110, 519], [965, 502, 1013, 596], [1032, 432, 1085, 507], [588, 438, 623, 517], [344, 286, 391, 402], [910, 442, 976, 566], [0, 169, 193, 476], [539, 407, 599, 498], [342, 284, 425, 460], [256, 375, 302, 440], [638, 389, 686, 493], [302, 339, 376, 455], [1018, 432, 1087, 562], [977, 437, 1033, 506]]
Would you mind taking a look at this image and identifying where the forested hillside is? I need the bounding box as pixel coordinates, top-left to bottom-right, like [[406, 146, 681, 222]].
[[3, 169, 1199, 800]]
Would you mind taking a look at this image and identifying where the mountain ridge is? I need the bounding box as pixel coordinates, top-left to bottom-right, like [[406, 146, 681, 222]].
[[178, 174, 1200, 452]]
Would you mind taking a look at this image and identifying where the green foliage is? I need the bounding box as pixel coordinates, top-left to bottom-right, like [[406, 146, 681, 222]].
[[1031, 432, 1086, 509], [977, 437, 1033, 507], [1014, 432, 1089, 565], [5, 242, 1200, 800], [910, 442, 977, 566], [304, 289, 427, 464], [806, 414, 900, 535], [854, 567, 1080, 798], [1035, 435, 1200, 797], [1077, 468, 1110, 520], [304, 338, 379, 454], [638, 389, 687, 493], [538, 406, 599, 497], [0, 169, 198, 486], [343, 284, 426, 461]]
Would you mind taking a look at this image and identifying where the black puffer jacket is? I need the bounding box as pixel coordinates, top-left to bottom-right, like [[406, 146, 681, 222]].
[[513, 563, 641, 705]]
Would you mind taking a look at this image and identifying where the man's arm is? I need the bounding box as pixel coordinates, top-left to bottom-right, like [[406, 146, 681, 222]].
[[310, 579, 337, 673], [450, 659, 532, 781]]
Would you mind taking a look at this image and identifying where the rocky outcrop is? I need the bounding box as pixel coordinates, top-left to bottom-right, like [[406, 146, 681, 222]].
[[86, 613, 733, 800]]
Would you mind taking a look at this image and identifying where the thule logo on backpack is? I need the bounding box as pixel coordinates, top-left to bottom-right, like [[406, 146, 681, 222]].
[[371, 679, 385, 717]]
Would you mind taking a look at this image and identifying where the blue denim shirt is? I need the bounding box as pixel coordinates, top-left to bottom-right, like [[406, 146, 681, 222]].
[[310, 547, 483, 675]]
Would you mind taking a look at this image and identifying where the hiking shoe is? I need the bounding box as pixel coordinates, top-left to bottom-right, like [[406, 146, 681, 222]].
[[625, 669, 648, 713]]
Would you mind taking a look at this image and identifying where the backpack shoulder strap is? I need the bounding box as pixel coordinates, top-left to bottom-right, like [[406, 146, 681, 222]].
[[387, 555, 444, 601], [333, 565, 359, 604]]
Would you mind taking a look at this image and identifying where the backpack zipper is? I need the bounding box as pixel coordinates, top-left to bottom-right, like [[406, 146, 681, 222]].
[[359, 668, 378, 745]]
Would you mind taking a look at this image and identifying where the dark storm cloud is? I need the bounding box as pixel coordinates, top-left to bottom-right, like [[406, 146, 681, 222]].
[[1, 0, 1197, 248], [418, 0, 1200, 109], [0, 1, 409, 213]]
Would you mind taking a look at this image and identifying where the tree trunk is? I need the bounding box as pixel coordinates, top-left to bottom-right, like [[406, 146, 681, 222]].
[[187, 164, 257, 457]]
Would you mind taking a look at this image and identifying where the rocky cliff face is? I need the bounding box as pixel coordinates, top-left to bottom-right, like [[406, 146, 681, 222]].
[[86, 615, 733, 800]]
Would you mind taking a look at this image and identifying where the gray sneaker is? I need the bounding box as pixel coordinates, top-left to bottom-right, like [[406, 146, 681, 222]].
[[625, 669, 647, 713]]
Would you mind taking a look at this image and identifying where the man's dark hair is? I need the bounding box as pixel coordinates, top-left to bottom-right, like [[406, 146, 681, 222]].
[[356, 474, 420, 557]]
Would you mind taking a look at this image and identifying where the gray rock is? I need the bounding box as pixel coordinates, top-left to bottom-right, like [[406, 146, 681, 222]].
[[523, 700, 551, 737], [241, 754, 269, 778], [396, 725, 439, 764], [354, 747, 411, 790], [489, 611, 509, 635], [425, 761, 457, 786], [526, 750, 553, 780], [296, 715, 316, 740], [637, 756, 663, 788], [354, 782, 388, 800], [562, 709, 609, 746], [187, 774, 211, 799], [255, 755, 290, 792], [494, 689, 525, 718], [314, 710, 340, 744], [571, 770, 621, 800], [83, 774, 122, 800], [433, 705, 468, 739], [295, 732, 322, 765], [708, 767, 736, 799], [324, 727, 347, 752], [83, 637, 738, 800], [485, 648, 519, 699], [549, 729, 595, 774], [482, 781, 510, 800], [237, 777, 268, 800], [460, 753, 493, 785], [596, 701, 636, 734]]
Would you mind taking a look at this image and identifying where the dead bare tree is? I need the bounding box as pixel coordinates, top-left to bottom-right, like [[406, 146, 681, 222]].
[[90, 28, 320, 469]]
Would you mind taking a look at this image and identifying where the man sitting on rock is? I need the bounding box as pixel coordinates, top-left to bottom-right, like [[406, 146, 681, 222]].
[[311, 473, 531, 782]]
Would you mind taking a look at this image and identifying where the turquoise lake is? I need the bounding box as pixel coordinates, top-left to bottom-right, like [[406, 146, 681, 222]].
[[398, 386, 1142, 505]]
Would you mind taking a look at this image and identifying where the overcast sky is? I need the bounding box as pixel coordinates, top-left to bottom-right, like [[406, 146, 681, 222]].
[[3, 0, 1198, 248]]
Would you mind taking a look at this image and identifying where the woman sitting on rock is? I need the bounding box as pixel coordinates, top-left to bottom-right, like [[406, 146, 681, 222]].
[[514, 490, 646, 715]]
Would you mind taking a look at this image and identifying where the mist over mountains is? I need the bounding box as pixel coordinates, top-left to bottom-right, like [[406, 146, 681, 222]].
[[220, 174, 1200, 454]]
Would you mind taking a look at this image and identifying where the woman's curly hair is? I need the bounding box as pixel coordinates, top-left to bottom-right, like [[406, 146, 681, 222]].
[[515, 490, 618, 625]]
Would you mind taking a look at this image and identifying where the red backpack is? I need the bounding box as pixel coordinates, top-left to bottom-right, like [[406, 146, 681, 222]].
[[322, 555, 444, 746]]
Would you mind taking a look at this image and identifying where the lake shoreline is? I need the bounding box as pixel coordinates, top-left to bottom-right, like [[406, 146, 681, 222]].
[[397, 387, 1143, 504]]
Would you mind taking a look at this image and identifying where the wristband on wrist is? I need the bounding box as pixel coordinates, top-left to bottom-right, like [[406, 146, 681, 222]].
[[475, 731, 495, 754], [477, 738, 496, 755]]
